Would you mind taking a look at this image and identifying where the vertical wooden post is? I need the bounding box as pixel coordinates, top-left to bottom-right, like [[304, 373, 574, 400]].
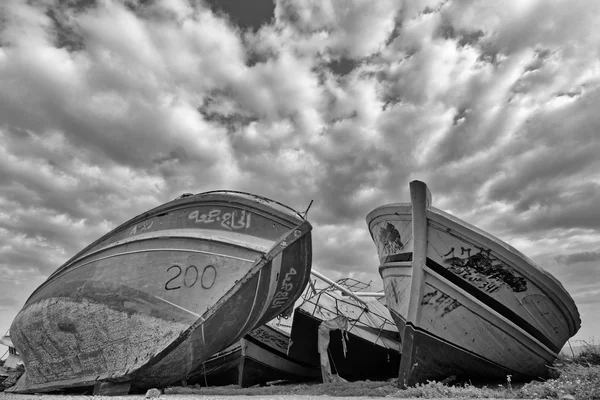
[[398, 180, 431, 388]]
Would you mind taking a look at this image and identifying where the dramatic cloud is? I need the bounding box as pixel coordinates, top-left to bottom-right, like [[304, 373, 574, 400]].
[[1, 0, 599, 345], [556, 252, 600, 266]]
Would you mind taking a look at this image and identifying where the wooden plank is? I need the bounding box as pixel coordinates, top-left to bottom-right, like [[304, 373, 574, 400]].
[[398, 180, 431, 388]]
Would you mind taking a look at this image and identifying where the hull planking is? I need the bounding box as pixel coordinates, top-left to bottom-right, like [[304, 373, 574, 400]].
[[366, 181, 580, 386], [188, 322, 319, 388], [9, 192, 312, 393]]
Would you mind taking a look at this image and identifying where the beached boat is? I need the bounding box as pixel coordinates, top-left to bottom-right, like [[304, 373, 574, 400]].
[[366, 181, 581, 387], [9, 191, 312, 394], [0, 333, 22, 370], [288, 274, 401, 382], [1, 332, 25, 392], [187, 314, 319, 388]]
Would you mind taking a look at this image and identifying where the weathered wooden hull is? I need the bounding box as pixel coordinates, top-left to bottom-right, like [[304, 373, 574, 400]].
[[366, 181, 580, 386], [288, 309, 401, 381], [9, 192, 312, 393], [188, 323, 319, 388]]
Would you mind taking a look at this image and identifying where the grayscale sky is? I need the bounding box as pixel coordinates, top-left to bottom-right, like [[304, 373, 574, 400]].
[[0, 0, 599, 347]]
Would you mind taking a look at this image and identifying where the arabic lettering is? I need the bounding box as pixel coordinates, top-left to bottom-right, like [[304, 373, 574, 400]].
[[443, 247, 527, 293], [270, 268, 297, 308], [130, 220, 154, 236], [421, 289, 461, 317], [188, 209, 251, 230]]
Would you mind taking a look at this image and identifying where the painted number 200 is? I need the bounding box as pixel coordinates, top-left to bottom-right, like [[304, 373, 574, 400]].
[[165, 264, 217, 291]]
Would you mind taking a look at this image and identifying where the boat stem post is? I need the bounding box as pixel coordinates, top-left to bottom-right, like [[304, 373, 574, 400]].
[[398, 180, 432, 388]]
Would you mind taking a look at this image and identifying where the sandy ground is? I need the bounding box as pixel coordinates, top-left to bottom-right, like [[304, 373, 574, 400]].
[[0, 394, 522, 400]]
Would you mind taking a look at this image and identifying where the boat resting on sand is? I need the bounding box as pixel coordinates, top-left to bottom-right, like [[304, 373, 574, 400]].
[[288, 274, 401, 382], [9, 191, 312, 394], [187, 314, 319, 388], [0, 333, 22, 370], [1, 332, 25, 392], [366, 181, 580, 387]]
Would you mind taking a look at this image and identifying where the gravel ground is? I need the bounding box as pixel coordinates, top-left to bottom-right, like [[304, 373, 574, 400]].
[[0, 394, 521, 400]]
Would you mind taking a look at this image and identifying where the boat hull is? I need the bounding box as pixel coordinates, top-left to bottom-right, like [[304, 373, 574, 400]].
[[10, 192, 312, 393], [188, 323, 319, 388], [367, 182, 580, 386]]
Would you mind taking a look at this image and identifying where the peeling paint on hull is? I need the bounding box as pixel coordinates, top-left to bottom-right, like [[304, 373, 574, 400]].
[[9, 192, 313, 393], [367, 182, 580, 386]]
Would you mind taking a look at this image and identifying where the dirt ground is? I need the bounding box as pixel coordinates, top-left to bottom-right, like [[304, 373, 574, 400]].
[[0, 394, 521, 400]]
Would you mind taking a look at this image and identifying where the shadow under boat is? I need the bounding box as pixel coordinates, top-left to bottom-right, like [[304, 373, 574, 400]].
[[366, 180, 581, 387], [186, 313, 320, 388], [8, 191, 313, 394], [1, 332, 24, 392]]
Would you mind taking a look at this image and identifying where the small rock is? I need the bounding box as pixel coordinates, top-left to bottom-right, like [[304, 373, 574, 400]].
[[560, 395, 575, 400], [145, 388, 161, 398]]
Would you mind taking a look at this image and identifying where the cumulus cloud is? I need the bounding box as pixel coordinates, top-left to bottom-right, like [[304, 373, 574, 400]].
[[1, 0, 600, 343], [556, 252, 600, 266]]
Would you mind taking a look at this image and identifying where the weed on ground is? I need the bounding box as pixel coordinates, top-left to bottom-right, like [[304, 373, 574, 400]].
[[166, 344, 600, 399]]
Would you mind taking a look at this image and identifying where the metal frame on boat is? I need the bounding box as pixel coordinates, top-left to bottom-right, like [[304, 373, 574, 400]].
[[288, 275, 401, 382], [367, 180, 581, 387]]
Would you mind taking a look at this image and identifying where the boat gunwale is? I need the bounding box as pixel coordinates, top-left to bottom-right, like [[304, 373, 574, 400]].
[[182, 190, 306, 220], [26, 193, 307, 305], [366, 202, 581, 336], [28, 230, 275, 297]]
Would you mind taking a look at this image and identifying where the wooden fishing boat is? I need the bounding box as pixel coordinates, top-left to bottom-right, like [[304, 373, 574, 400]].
[[1, 332, 25, 392], [366, 181, 580, 387], [288, 274, 401, 382], [9, 191, 312, 394], [187, 315, 319, 388], [0, 333, 22, 370]]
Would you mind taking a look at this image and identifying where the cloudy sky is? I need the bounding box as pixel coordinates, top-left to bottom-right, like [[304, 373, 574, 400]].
[[1, 0, 599, 350]]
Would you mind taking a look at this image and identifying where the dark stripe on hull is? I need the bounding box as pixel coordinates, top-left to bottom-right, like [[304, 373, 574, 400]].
[[425, 258, 558, 353], [398, 323, 537, 387], [382, 252, 413, 264], [288, 309, 401, 382]]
